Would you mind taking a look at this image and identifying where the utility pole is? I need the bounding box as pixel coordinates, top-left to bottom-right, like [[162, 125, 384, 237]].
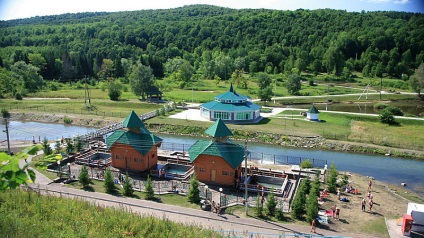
[[3, 117, 11, 154], [380, 77, 382, 100], [244, 139, 248, 216]]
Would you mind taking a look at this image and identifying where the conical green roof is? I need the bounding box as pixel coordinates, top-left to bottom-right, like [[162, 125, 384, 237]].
[[205, 119, 233, 138], [307, 105, 320, 114], [122, 111, 144, 128]]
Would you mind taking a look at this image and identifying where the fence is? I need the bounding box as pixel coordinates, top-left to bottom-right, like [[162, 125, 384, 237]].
[[60, 165, 290, 212], [160, 142, 327, 167]]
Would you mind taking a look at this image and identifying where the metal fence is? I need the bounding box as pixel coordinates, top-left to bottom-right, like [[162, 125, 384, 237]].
[[160, 142, 327, 167]]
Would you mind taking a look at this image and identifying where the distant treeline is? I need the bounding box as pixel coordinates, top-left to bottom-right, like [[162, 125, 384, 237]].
[[0, 4, 423, 81]]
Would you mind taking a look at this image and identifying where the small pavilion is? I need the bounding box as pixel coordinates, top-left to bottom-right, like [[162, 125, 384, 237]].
[[106, 111, 162, 172], [306, 105, 320, 121], [188, 119, 247, 186], [200, 84, 261, 123]]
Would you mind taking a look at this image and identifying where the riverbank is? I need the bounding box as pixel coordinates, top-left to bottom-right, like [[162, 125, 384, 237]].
[[5, 111, 424, 160]]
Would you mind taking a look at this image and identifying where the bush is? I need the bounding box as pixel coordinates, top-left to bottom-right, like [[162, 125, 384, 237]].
[[15, 92, 23, 100], [380, 108, 399, 125], [63, 117, 73, 124], [300, 159, 313, 169], [265, 190, 277, 216], [374, 103, 389, 110], [385, 107, 404, 116]]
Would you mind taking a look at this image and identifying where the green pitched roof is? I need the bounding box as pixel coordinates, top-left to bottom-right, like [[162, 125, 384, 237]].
[[106, 130, 162, 156], [122, 111, 144, 128], [188, 140, 246, 169], [200, 100, 261, 112], [205, 119, 233, 138], [307, 105, 320, 114]]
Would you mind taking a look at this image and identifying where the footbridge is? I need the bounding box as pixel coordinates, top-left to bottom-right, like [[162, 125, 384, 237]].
[[75, 104, 171, 142]]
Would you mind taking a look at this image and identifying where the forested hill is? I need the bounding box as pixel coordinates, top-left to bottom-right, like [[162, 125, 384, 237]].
[[0, 4, 423, 81]]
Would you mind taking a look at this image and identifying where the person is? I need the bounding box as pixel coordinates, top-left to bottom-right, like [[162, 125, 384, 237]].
[[369, 199, 373, 212], [311, 218, 317, 233], [212, 201, 216, 213], [361, 198, 366, 211], [337, 188, 341, 201], [335, 207, 340, 220], [216, 203, 221, 215], [369, 193, 373, 200], [331, 205, 336, 218], [368, 180, 372, 191]]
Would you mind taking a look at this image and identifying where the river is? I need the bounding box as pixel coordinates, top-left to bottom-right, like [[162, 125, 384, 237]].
[[1, 121, 423, 197]]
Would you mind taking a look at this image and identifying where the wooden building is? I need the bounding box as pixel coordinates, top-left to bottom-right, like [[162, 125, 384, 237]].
[[106, 111, 162, 172], [188, 119, 246, 186]]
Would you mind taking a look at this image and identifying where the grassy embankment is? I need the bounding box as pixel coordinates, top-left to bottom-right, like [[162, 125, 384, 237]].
[[0, 189, 220, 238]]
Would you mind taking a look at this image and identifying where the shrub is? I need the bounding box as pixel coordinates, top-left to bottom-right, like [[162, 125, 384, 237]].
[[300, 159, 313, 169], [380, 108, 399, 125], [385, 106, 404, 116], [15, 92, 23, 100], [374, 103, 389, 109], [63, 117, 73, 124], [42, 137, 52, 155]]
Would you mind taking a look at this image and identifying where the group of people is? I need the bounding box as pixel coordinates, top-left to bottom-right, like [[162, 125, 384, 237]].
[[361, 180, 374, 212], [211, 201, 221, 215]]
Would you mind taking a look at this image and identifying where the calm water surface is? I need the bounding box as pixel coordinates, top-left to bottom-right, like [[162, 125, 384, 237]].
[[1, 121, 422, 197]]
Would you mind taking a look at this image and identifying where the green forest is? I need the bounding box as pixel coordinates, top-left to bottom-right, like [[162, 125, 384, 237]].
[[0, 4, 423, 98]]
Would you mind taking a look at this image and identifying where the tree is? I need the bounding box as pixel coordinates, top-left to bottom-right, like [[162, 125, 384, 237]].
[[410, 63, 424, 98], [78, 164, 90, 188], [327, 163, 338, 193], [65, 138, 73, 155], [187, 174, 200, 203], [258, 85, 273, 102], [144, 175, 155, 200], [98, 59, 115, 80], [286, 74, 302, 95], [265, 190, 277, 216], [74, 137, 83, 152], [257, 72, 272, 90], [28, 53, 47, 75], [1, 109, 10, 118], [129, 63, 155, 100], [10, 61, 44, 93], [104, 167, 116, 194], [61, 52, 76, 85], [107, 80, 123, 101], [0, 145, 39, 191], [54, 141, 61, 154], [255, 194, 264, 217], [380, 108, 398, 126], [123, 173, 134, 197], [306, 188, 319, 223], [42, 137, 52, 155], [291, 180, 306, 219]]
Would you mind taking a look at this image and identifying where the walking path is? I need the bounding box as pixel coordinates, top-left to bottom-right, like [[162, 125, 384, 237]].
[[20, 153, 372, 238]]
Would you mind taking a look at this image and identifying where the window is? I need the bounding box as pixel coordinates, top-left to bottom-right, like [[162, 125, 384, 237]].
[[236, 112, 251, 120], [115, 155, 120, 160], [213, 111, 230, 120], [134, 158, 140, 162], [230, 172, 234, 176], [200, 167, 205, 172], [222, 171, 228, 176]]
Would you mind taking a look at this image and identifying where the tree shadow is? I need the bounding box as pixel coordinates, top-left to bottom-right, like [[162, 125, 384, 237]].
[[257, 118, 271, 125], [82, 186, 95, 192]]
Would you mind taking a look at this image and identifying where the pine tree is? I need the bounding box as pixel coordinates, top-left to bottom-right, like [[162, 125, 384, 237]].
[[255, 195, 264, 217], [265, 190, 277, 216], [327, 163, 338, 193], [144, 175, 155, 200], [104, 167, 115, 194], [123, 173, 134, 197], [291, 180, 307, 219], [306, 189, 319, 223], [304, 175, 311, 195], [42, 137, 52, 155], [187, 174, 200, 203], [78, 164, 90, 188], [275, 200, 285, 220]]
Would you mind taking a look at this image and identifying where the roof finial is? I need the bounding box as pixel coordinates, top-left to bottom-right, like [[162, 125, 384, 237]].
[[229, 83, 234, 93]]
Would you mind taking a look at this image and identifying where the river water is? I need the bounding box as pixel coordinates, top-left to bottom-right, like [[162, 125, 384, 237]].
[[1, 121, 423, 197]]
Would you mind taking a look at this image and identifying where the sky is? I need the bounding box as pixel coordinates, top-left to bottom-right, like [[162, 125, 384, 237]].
[[0, 0, 423, 21]]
